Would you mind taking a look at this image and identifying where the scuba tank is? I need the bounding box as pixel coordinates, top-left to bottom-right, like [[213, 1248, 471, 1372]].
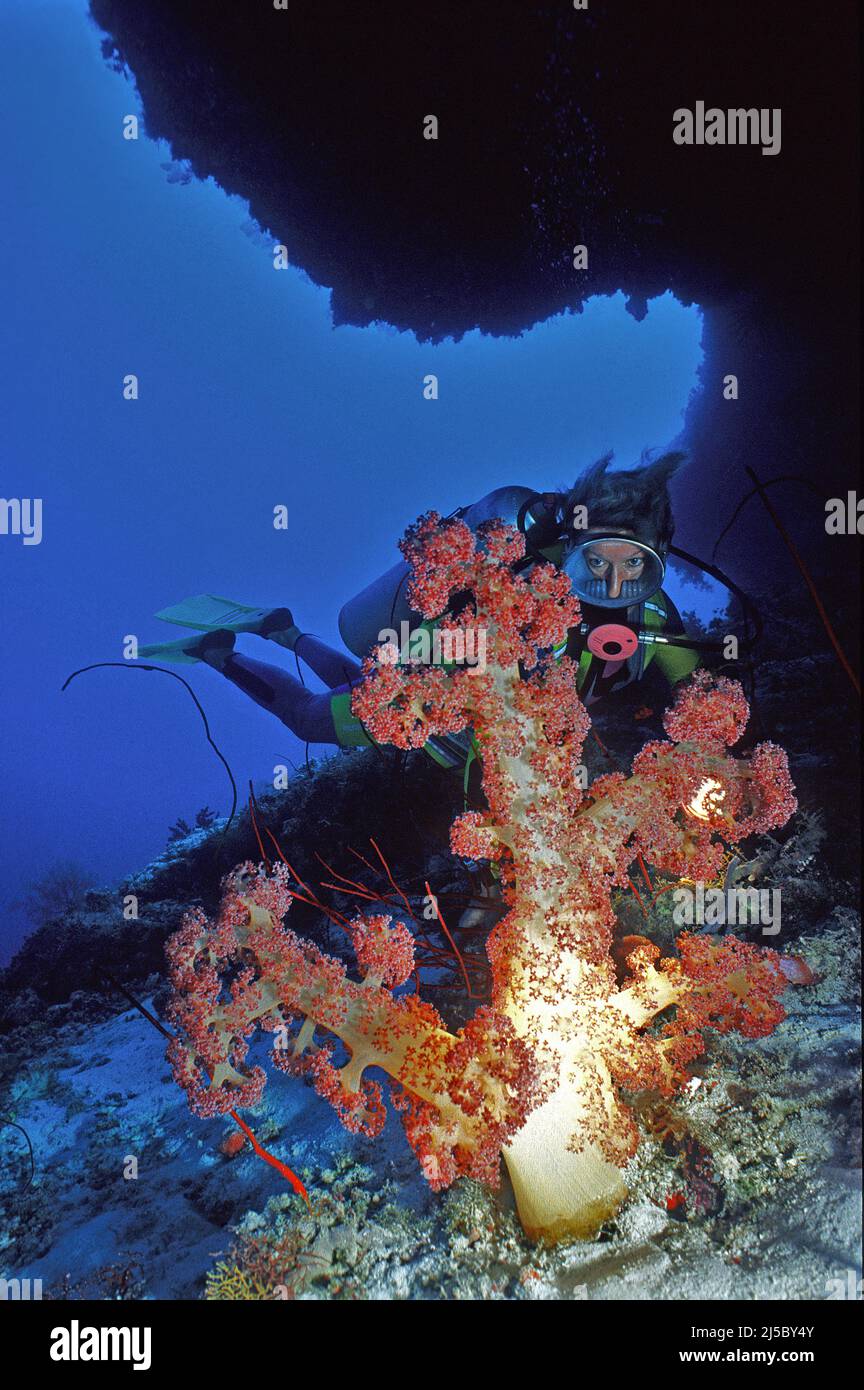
[[338, 486, 539, 659]]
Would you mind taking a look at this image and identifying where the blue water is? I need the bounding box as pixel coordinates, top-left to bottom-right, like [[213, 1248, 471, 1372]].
[[0, 0, 704, 961]]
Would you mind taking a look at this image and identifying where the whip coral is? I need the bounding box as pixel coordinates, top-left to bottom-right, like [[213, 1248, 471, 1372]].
[[165, 512, 801, 1244]]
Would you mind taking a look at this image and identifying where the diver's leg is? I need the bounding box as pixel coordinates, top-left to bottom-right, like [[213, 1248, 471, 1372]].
[[292, 633, 363, 688], [198, 637, 340, 744], [226, 655, 339, 744], [149, 598, 364, 689], [255, 607, 363, 689]]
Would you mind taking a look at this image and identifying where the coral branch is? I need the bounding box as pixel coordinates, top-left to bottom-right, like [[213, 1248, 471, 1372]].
[[166, 863, 538, 1185]]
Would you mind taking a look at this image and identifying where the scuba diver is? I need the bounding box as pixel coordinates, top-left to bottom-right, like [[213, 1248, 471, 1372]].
[[139, 453, 706, 768]]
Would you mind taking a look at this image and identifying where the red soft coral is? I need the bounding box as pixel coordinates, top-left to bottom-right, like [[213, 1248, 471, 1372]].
[[165, 516, 802, 1246]]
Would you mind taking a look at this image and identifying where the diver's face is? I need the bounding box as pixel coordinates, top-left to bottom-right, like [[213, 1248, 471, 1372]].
[[583, 540, 646, 601]]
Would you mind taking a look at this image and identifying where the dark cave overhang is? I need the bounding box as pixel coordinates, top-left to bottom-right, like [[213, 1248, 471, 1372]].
[[88, 0, 858, 343], [85, 0, 861, 605]]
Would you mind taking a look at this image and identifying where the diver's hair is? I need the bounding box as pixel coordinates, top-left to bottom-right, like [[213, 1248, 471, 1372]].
[[560, 450, 686, 552]]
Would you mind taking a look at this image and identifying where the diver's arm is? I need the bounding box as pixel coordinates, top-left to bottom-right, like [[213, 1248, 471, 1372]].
[[652, 641, 700, 685], [644, 591, 701, 685]]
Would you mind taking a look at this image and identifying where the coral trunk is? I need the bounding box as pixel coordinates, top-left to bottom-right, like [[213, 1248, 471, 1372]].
[[503, 1097, 628, 1243]]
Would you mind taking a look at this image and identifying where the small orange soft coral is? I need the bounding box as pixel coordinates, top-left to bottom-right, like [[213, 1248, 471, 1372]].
[[219, 1130, 246, 1159]]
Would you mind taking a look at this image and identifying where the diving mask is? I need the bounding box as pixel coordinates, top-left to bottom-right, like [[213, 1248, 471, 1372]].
[[563, 535, 666, 609]]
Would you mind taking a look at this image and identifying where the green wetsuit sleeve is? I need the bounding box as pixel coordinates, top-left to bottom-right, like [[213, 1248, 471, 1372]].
[[651, 640, 700, 684], [643, 591, 700, 684]]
